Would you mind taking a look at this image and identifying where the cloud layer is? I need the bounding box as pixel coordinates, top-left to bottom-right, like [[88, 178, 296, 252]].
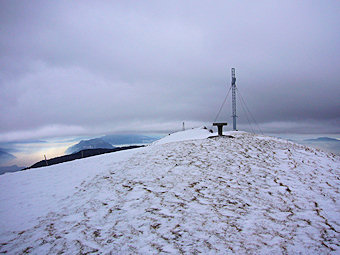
[[1, 0, 339, 141]]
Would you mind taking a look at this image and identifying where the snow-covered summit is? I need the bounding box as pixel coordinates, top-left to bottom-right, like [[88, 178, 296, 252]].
[[153, 126, 244, 145], [0, 130, 339, 254], [152, 126, 213, 145]]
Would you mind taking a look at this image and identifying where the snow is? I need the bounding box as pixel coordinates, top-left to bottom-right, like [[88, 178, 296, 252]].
[[152, 126, 213, 145], [0, 148, 144, 232], [0, 128, 339, 254]]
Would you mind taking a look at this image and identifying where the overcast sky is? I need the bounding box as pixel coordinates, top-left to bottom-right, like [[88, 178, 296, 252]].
[[1, 0, 339, 142]]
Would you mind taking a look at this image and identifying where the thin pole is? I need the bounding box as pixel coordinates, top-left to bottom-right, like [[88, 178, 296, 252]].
[[44, 155, 48, 166], [231, 68, 237, 131]]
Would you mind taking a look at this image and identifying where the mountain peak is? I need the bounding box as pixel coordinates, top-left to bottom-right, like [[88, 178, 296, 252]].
[[0, 150, 16, 166], [0, 131, 339, 253], [66, 138, 114, 154]]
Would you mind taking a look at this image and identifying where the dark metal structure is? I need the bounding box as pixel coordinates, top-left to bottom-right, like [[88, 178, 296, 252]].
[[213, 122, 228, 136], [231, 68, 237, 131]]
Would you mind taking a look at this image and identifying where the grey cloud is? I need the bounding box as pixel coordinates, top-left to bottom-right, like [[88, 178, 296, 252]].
[[0, 0, 339, 141]]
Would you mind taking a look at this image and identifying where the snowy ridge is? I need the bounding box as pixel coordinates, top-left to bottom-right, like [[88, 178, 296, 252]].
[[0, 129, 339, 254], [152, 126, 213, 145]]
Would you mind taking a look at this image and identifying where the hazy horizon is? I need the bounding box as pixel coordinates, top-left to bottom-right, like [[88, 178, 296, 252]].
[[1, 129, 340, 169]]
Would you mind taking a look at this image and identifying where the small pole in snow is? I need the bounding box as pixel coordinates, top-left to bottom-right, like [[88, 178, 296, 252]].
[[44, 155, 48, 166], [182, 122, 185, 131]]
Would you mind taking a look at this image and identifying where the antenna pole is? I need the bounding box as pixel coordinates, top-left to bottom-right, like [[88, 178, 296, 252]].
[[231, 68, 237, 131]]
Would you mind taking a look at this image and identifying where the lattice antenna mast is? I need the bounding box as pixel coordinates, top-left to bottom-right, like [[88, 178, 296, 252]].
[[231, 68, 237, 131]]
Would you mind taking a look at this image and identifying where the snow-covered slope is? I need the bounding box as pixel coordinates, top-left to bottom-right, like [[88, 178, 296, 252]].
[[152, 127, 213, 145], [0, 128, 339, 254]]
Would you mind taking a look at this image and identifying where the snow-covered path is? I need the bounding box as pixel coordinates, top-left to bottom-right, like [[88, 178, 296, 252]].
[[0, 130, 339, 254]]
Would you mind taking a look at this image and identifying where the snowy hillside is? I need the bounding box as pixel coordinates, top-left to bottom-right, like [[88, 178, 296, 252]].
[[0, 128, 339, 254]]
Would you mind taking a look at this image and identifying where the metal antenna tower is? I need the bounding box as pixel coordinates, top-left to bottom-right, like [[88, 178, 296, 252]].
[[231, 68, 237, 131]]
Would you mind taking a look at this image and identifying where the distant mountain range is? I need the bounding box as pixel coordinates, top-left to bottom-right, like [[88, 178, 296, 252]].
[[304, 137, 339, 142], [65, 134, 160, 154], [101, 134, 159, 145], [66, 138, 114, 154], [0, 165, 24, 175], [0, 149, 25, 175], [302, 137, 340, 154], [0, 150, 16, 165]]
